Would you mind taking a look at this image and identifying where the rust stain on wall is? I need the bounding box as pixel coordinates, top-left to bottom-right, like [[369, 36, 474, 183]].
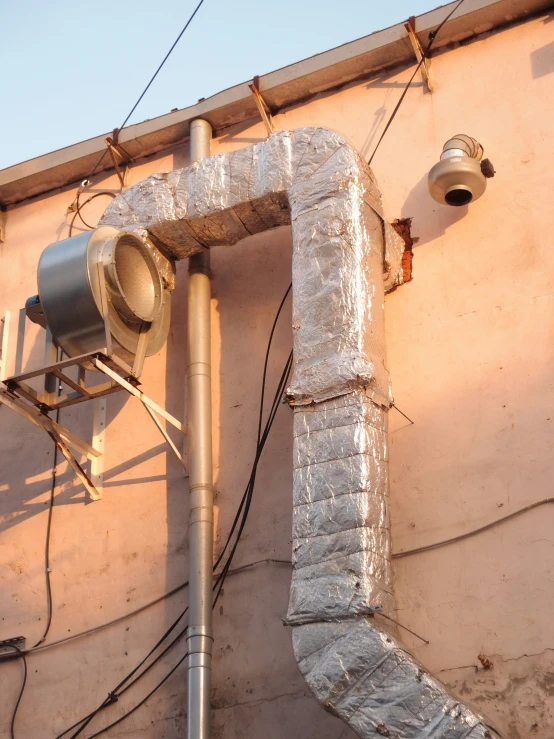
[[391, 217, 414, 283]]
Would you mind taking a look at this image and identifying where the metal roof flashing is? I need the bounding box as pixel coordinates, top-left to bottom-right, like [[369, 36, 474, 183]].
[[0, 0, 551, 207]]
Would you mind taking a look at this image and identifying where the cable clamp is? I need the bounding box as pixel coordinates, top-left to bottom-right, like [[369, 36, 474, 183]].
[[106, 692, 119, 705]]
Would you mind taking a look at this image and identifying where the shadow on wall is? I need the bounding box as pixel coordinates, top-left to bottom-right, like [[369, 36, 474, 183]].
[[401, 171, 468, 247], [359, 68, 426, 161], [531, 39, 554, 78], [530, 10, 554, 78], [163, 257, 190, 621]]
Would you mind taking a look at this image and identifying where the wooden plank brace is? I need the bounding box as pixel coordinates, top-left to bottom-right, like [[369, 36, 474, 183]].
[[405, 17, 433, 93]]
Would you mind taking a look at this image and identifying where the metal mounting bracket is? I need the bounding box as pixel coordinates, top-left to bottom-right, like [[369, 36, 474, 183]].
[[1, 349, 188, 500], [0, 636, 26, 659]]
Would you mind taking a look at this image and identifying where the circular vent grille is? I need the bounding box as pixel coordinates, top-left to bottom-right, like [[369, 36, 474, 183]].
[[113, 234, 162, 323]]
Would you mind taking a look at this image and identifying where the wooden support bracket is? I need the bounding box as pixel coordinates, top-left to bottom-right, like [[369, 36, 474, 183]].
[[249, 76, 275, 136], [105, 129, 132, 189], [405, 17, 433, 93]]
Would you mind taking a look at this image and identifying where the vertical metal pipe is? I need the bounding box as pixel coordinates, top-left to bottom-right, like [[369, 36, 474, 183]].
[[190, 118, 212, 162], [187, 118, 213, 739]]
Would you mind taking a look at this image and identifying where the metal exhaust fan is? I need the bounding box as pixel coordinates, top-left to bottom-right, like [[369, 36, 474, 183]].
[[0, 226, 181, 503], [26, 226, 172, 377], [428, 134, 495, 207]]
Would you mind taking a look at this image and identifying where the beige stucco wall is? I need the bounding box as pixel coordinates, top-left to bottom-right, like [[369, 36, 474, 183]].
[[1, 9, 554, 738]]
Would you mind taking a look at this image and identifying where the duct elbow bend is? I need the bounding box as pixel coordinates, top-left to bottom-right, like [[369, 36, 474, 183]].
[[291, 618, 494, 738]]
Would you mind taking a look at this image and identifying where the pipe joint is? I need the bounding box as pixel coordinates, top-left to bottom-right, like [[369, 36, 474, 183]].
[[187, 630, 214, 658], [188, 506, 214, 525], [187, 653, 213, 669], [187, 626, 214, 639], [187, 361, 212, 378]]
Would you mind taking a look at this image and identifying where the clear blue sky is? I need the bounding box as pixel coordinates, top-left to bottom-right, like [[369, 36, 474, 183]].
[[0, 0, 438, 170]]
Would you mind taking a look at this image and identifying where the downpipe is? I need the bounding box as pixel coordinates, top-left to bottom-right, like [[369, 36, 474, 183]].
[[187, 118, 214, 739]]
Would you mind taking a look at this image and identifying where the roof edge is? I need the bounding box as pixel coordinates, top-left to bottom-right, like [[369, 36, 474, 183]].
[[1, 0, 551, 206]]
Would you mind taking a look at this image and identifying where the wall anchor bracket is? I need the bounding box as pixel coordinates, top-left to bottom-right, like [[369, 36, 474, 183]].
[[405, 17, 433, 93], [249, 76, 275, 136], [0, 352, 187, 501], [0, 636, 26, 659]]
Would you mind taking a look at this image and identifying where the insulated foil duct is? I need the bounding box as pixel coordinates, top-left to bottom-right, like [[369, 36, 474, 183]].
[[100, 127, 493, 738]]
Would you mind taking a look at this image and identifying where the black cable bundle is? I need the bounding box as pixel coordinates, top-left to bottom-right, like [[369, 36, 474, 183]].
[[55, 282, 292, 739]]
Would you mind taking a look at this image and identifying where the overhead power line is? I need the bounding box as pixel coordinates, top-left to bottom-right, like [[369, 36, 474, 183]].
[[368, 0, 467, 165], [83, 0, 207, 187]]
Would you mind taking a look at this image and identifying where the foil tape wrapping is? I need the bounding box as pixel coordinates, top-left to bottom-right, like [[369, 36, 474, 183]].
[[292, 620, 491, 739], [100, 127, 492, 738], [288, 392, 393, 625], [288, 392, 491, 737], [101, 127, 402, 404]]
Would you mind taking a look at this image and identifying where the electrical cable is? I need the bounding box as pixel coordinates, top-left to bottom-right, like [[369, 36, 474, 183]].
[[59, 608, 189, 739], [68, 192, 117, 237], [32, 481, 554, 655], [82, 0, 206, 189], [8, 355, 61, 736], [7, 645, 27, 739], [55, 622, 191, 738], [32, 408, 57, 648], [109, 610, 187, 697], [257, 283, 292, 445], [30, 559, 288, 655], [213, 283, 292, 572], [66, 0, 207, 228], [85, 650, 189, 739], [213, 305, 294, 592], [368, 0, 467, 165], [392, 496, 554, 559], [118, 0, 206, 133], [54, 281, 293, 739], [32, 346, 63, 649], [78, 341, 294, 739], [213, 347, 293, 607], [60, 355, 292, 738], [31, 580, 188, 655]]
